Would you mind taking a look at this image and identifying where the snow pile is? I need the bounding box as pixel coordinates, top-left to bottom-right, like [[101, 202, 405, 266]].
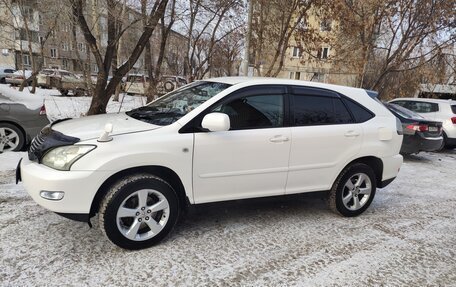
[[0, 84, 147, 122], [0, 84, 58, 110]]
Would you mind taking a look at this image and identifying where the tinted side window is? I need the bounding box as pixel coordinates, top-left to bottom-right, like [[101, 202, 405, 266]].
[[451, 105, 456, 114], [293, 95, 353, 126], [4, 69, 15, 73], [342, 98, 374, 122], [213, 95, 284, 130]]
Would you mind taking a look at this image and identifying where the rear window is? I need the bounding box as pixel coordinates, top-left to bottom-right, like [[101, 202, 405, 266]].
[[342, 98, 374, 122], [451, 105, 456, 114], [396, 101, 439, 113], [386, 103, 424, 119], [127, 75, 147, 83]]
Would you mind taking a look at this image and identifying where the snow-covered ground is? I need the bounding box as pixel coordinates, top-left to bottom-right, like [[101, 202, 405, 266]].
[[0, 84, 147, 122], [0, 150, 455, 286]]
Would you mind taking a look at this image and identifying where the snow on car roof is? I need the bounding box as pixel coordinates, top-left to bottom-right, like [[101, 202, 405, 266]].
[[390, 97, 454, 104]]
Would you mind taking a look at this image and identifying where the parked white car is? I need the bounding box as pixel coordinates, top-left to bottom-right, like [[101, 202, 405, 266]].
[[0, 66, 16, 84], [18, 77, 403, 249], [389, 98, 456, 148]]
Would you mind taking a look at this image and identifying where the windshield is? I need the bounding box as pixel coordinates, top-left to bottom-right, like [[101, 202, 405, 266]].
[[126, 81, 231, 126], [386, 103, 424, 119]]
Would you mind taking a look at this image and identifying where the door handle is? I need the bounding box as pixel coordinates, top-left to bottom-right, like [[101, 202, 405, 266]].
[[270, 136, 289, 143], [344, 130, 360, 137]]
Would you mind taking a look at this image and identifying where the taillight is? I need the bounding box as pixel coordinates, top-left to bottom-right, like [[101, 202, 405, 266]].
[[451, 117, 456, 124], [39, 104, 46, 115], [405, 123, 428, 132]]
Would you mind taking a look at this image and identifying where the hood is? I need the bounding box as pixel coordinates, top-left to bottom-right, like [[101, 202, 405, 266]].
[[51, 112, 161, 141]]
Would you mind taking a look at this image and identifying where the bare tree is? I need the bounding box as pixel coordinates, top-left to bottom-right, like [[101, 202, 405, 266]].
[[180, 0, 244, 81], [69, 0, 169, 115], [332, 0, 456, 97], [250, 0, 320, 77]]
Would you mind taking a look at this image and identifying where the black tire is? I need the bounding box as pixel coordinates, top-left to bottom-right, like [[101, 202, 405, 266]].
[[0, 122, 25, 152], [99, 174, 179, 250], [0, 77, 5, 84], [436, 132, 447, 151], [328, 163, 377, 217]]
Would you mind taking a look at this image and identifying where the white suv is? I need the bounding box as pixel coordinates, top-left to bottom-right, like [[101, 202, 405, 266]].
[[18, 77, 403, 249], [389, 98, 456, 148]]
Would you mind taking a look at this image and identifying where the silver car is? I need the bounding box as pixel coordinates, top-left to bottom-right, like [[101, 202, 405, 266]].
[[0, 66, 16, 84], [0, 95, 49, 152]]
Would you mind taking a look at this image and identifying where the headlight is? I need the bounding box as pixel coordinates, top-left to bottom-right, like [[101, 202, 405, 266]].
[[42, 145, 96, 171]]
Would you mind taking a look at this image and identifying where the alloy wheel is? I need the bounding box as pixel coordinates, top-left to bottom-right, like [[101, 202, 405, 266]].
[[341, 173, 372, 211], [116, 189, 170, 241], [0, 127, 20, 152]]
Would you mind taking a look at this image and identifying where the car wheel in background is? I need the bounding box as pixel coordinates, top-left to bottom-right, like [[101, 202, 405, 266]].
[[437, 132, 447, 151], [99, 174, 179, 250], [0, 123, 25, 152], [328, 163, 377, 217], [164, 81, 175, 93], [0, 77, 5, 84]]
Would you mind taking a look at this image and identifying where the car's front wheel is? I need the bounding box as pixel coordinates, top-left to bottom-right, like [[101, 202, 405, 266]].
[[99, 174, 179, 250], [328, 163, 377, 217]]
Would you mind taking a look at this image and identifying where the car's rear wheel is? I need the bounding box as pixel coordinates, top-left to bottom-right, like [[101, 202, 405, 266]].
[[0, 123, 25, 152], [328, 163, 376, 217], [99, 174, 179, 250]]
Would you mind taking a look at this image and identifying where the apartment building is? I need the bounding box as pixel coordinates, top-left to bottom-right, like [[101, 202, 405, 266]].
[[0, 0, 186, 76], [250, 4, 359, 87]]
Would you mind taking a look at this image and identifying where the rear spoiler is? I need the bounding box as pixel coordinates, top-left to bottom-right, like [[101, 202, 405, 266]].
[[365, 90, 379, 99]]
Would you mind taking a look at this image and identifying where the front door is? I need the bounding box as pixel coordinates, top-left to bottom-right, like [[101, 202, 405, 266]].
[[192, 86, 291, 203]]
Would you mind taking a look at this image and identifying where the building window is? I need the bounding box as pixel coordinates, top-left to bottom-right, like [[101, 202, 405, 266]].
[[78, 42, 86, 52], [50, 48, 57, 58], [38, 14, 43, 25], [298, 17, 308, 30], [63, 23, 70, 32], [320, 19, 332, 32], [289, 72, 294, 79], [62, 42, 69, 51], [292, 47, 301, 58], [62, 58, 69, 69], [2, 49, 9, 55], [320, 47, 330, 59], [295, 72, 301, 80], [311, 72, 325, 82], [23, 54, 31, 66]]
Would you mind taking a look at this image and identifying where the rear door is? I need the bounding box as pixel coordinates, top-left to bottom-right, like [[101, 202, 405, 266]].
[[285, 87, 364, 194]]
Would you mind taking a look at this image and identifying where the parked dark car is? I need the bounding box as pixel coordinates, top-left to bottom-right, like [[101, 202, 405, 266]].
[[0, 95, 49, 152], [384, 102, 443, 154]]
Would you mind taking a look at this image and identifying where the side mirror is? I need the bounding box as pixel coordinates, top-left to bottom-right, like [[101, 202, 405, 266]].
[[201, 112, 230, 132]]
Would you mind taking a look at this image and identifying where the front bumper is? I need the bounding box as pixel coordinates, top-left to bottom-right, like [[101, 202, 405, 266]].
[[18, 157, 108, 215], [401, 134, 443, 154]]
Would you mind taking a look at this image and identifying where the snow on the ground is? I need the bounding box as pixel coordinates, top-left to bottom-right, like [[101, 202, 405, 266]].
[[0, 151, 24, 170], [0, 84, 147, 122], [0, 149, 455, 286]]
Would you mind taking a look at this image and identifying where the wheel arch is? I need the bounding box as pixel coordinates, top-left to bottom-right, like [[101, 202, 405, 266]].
[[90, 165, 189, 218], [342, 156, 383, 188]]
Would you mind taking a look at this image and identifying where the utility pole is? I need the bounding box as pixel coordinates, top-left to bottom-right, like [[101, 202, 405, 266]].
[[242, 0, 253, 76]]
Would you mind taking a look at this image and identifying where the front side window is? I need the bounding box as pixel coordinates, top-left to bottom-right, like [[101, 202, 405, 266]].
[[293, 95, 353, 126], [127, 81, 231, 126], [212, 94, 284, 130]]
